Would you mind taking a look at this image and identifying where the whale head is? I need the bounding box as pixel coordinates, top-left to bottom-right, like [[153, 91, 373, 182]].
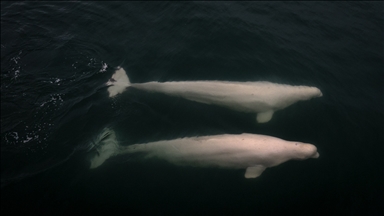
[[306, 87, 323, 99], [313, 88, 323, 97], [290, 141, 319, 160]]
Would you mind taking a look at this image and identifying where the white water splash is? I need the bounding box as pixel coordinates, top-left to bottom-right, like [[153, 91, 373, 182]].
[[39, 93, 64, 107], [9, 50, 22, 80], [4, 92, 66, 152], [99, 62, 108, 73]]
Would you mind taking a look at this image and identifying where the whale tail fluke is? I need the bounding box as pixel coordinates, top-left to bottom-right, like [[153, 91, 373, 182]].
[[89, 128, 120, 169], [106, 67, 131, 98]]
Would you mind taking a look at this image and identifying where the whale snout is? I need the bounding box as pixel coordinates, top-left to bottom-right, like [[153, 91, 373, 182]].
[[306, 144, 319, 159], [311, 151, 320, 158], [293, 143, 319, 160], [315, 88, 323, 97]]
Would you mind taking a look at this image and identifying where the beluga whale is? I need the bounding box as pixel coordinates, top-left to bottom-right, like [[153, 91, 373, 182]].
[[106, 67, 322, 123], [89, 128, 319, 178]]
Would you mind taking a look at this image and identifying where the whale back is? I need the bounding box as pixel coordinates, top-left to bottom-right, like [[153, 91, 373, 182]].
[[119, 133, 319, 170], [89, 129, 319, 178], [130, 81, 322, 113], [106, 68, 322, 123]]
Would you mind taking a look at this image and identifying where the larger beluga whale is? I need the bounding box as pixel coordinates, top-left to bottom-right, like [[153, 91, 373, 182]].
[[106, 67, 322, 123], [89, 128, 319, 178]]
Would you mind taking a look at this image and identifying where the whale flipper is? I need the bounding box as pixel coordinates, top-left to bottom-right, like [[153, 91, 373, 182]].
[[245, 165, 266, 178], [257, 111, 274, 123]]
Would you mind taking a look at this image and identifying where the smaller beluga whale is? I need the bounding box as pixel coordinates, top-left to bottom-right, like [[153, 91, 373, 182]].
[[89, 128, 319, 179], [106, 67, 322, 123]]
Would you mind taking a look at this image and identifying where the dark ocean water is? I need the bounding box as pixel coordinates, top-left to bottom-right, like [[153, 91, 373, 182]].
[[1, 1, 383, 215]]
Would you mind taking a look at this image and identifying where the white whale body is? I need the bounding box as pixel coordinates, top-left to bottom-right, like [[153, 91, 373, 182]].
[[106, 68, 322, 123], [90, 128, 319, 178]]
